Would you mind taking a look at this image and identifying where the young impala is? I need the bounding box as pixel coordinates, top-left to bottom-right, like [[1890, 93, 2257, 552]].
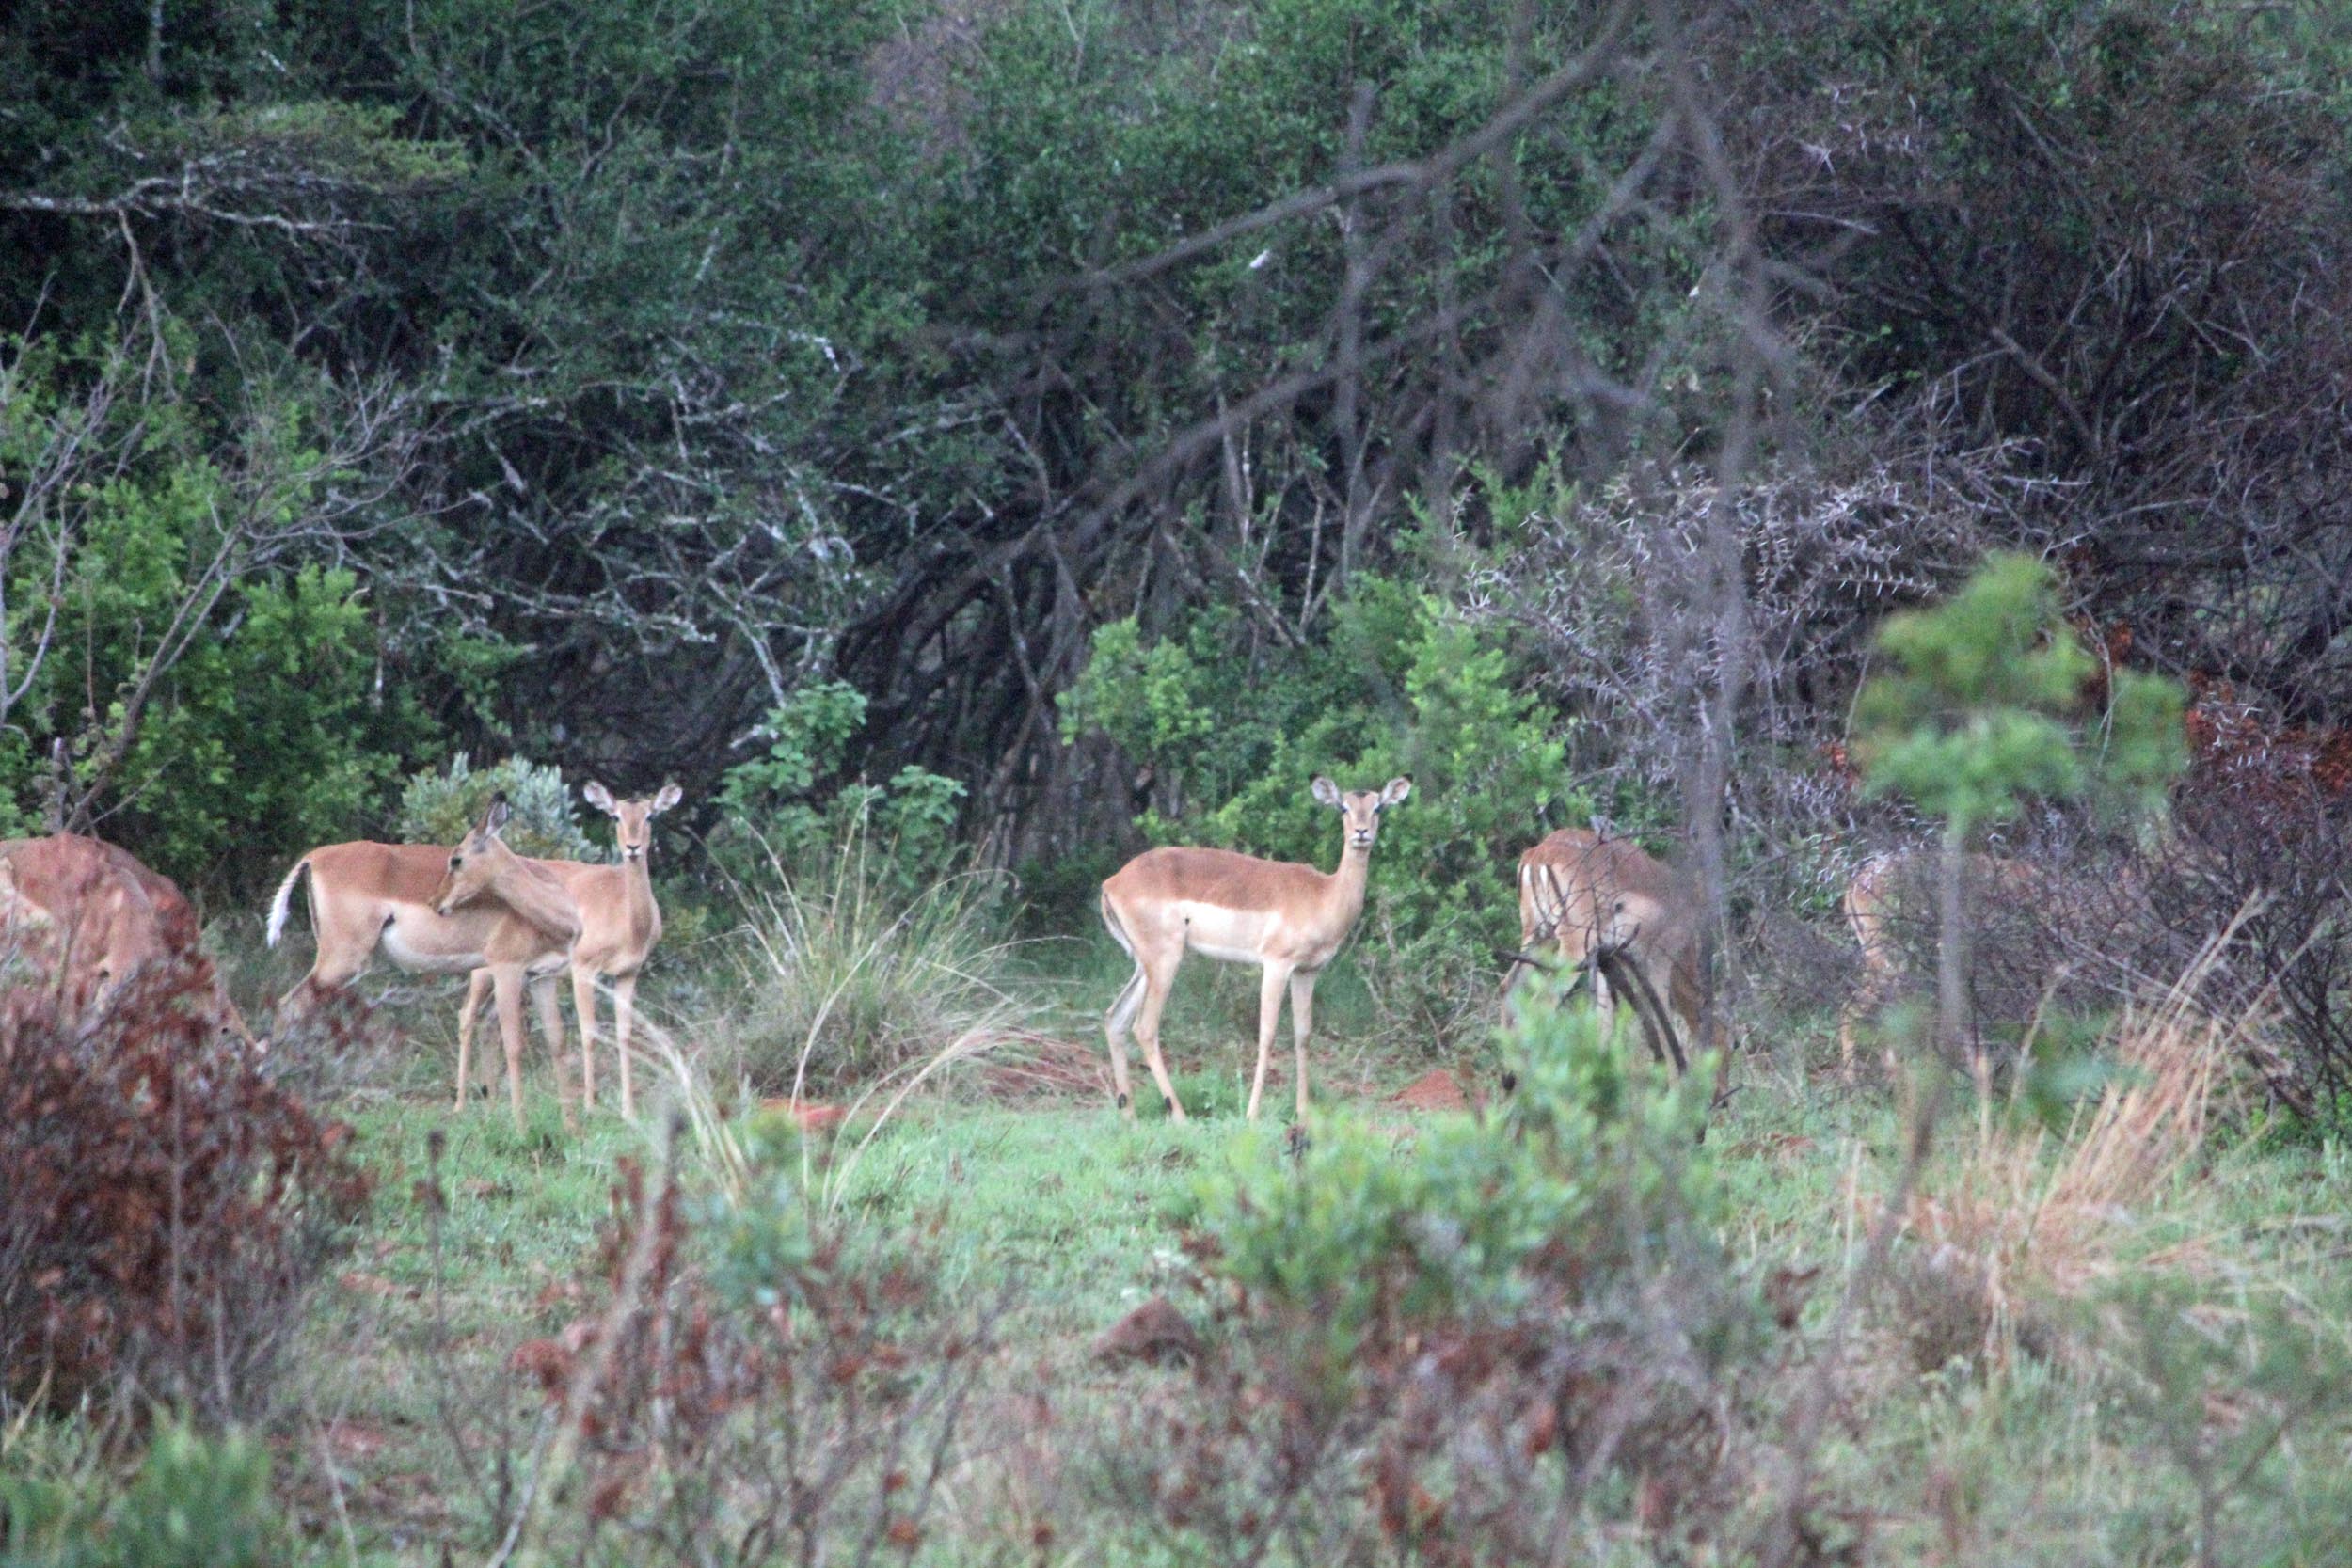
[[1098, 774, 1410, 1122], [267, 795, 582, 1128], [452, 781, 681, 1118]]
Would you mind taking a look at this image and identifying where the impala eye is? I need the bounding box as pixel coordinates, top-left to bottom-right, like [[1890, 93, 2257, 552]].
[[450, 855, 463, 870]]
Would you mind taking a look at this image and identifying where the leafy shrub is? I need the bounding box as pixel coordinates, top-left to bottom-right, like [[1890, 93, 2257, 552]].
[[723, 814, 1027, 1096], [0, 1417, 283, 1568], [0, 344, 445, 894], [0, 960, 372, 1426], [715, 680, 968, 900], [395, 752, 596, 861], [1106, 997, 1793, 1560], [1062, 572, 1575, 1046]]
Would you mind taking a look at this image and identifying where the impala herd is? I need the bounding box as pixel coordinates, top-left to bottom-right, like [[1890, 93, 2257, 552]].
[[1, 768, 1987, 1126]]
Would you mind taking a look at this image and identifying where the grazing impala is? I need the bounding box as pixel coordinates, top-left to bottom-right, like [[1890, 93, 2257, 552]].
[[1836, 848, 2053, 1075], [267, 795, 582, 1128], [453, 781, 681, 1118], [1099, 774, 1411, 1122], [0, 833, 254, 1044], [1510, 826, 1701, 1060]]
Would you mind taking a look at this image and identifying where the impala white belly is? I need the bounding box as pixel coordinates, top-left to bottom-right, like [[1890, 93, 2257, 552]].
[[1177, 902, 1279, 965], [379, 906, 486, 975]]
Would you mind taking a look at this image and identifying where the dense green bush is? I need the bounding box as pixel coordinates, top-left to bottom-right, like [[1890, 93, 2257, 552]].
[[714, 681, 967, 899], [0, 1418, 283, 1568], [1196, 991, 1727, 1367], [0, 341, 460, 893], [1120, 995, 1773, 1558]]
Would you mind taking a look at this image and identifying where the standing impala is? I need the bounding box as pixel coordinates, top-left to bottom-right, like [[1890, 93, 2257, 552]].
[[453, 781, 681, 1119], [267, 795, 582, 1128], [1099, 774, 1410, 1122]]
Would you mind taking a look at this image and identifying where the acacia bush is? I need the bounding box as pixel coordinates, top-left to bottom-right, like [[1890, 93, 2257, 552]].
[[0, 960, 372, 1427]]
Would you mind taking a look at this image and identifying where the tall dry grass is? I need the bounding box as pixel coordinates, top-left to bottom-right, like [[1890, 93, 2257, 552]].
[[635, 820, 1043, 1211], [722, 821, 1033, 1097], [1891, 919, 2255, 1370]]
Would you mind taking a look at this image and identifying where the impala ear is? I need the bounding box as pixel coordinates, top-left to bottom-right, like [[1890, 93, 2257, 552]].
[[481, 792, 513, 839], [650, 781, 683, 816], [1379, 775, 1413, 808], [582, 781, 618, 816], [1310, 775, 1343, 809]]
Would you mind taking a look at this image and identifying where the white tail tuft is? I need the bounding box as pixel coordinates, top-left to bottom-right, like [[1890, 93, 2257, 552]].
[[265, 856, 310, 949]]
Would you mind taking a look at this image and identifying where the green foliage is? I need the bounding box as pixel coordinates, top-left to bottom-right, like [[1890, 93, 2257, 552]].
[[701, 1115, 821, 1308], [395, 752, 595, 861], [0, 340, 457, 890], [1854, 553, 2185, 837], [1192, 993, 1731, 1374], [2091, 1274, 2352, 1563], [716, 681, 968, 899], [0, 1418, 281, 1568], [1063, 573, 1574, 1038]]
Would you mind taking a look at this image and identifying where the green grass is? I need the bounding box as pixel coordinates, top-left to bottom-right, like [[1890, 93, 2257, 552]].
[[243, 1063, 2351, 1563], [15, 910, 2352, 1565]]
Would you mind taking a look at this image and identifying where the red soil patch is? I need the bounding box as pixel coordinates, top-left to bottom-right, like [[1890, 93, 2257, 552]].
[[972, 1030, 1111, 1103], [1388, 1069, 1472, 1113], [757, 1097, 847, 1132]]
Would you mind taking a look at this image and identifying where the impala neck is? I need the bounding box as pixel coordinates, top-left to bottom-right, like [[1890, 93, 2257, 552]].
[[493, 854, 581, 942], [1325, 835, 1374, 923], [620, 847, 657, 929]]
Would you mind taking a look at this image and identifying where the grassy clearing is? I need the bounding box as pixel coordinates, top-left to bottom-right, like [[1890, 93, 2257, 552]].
[[205, 1029, 2349, 1564]]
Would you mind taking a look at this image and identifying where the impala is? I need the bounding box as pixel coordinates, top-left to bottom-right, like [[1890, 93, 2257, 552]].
[[1099, 774, 1410, 1122], [0, 833, 254, 1044], [267, 795, 582, 1128], [1510, 826, 1701, 1062], [1836, 848, 2052, 1074], [453, 781, 681, 1118]]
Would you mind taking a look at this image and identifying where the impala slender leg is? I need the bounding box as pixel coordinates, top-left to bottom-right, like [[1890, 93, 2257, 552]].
[[1289, 968, 1318, 1119], [1245, 961, 1294, 1121], [1103, 965, 1144, 1116], [571, 964, 600, 1113], [493, 966, 529, 1132], [1134, 950, 1187, 1124], [612, 971, 639, 1121], [455, 969, 492, 1111], [533, 973, 575, 1132]]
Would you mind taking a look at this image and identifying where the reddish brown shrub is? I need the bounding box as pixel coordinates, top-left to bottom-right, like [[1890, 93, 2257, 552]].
[[0, 958, 371, 1426], [501, 1152, 996, 1563]]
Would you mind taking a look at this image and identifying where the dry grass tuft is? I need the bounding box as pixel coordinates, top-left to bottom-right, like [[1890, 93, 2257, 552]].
[[1891, 924, 2250, 1372]]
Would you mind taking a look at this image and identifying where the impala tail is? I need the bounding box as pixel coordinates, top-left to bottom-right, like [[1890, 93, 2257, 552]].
[[266, 855, 311, 948]]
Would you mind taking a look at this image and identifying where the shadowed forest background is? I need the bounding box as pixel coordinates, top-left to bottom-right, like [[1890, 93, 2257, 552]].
[[8, 0, 2346, 880]]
